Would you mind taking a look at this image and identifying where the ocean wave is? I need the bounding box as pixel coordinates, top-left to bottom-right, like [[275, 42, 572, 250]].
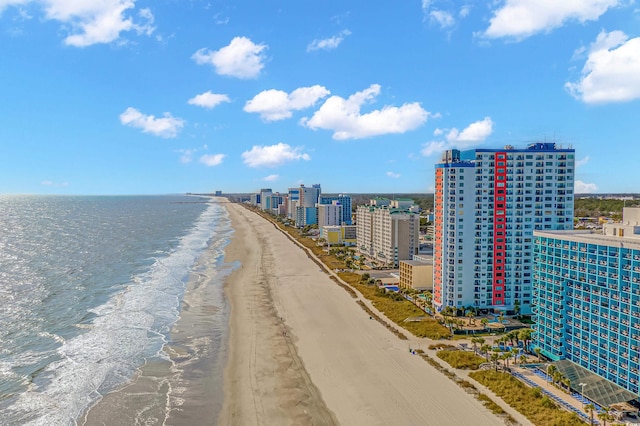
[[3, 200, 232, 425]]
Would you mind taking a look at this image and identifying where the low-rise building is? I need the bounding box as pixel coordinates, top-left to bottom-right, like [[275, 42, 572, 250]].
[[399, 260, 433, 291], [321, 225, 357, 246]]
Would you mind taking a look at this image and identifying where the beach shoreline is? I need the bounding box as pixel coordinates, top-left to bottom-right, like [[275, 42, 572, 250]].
[[217, 200, 337, 425], [217, 202, 503, 425], [82, 200, 509, 425]]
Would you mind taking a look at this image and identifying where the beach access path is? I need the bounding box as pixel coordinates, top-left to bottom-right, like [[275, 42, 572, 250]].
[[217, 202, 508, 426]]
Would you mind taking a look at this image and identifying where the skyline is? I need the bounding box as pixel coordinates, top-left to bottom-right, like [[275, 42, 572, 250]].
[[1, 1, 639, 195]]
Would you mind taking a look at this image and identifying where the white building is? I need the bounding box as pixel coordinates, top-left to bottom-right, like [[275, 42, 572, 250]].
[[433, 143, 575, 314], [318, 201, 342, 231], [356, 203, 420, 267], [259, 188, 272, 211]]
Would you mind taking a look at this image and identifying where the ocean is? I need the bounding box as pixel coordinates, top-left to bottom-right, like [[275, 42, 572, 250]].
[[0, 195, 233, 425]]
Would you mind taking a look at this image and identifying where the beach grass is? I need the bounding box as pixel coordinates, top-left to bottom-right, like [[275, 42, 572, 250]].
[[338, 272, 450, 339], [477, 393, 506, 415], [469, 370, 585, 426], [436, 350, 486, 370]]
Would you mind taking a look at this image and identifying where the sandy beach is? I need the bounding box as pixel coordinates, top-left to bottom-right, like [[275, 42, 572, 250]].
[[218, 202, 503, 425]]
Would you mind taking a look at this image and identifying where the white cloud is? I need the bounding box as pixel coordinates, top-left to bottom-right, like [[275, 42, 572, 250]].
[[459, 5, 471, 18], [422, 117, 494, 156], [307, 30, 351, 52], [263, 174, 279, 182], [41, 180, 69, 187], [0, 0, 155, 46], [192, 36, 267, 79], [575, 156, 590, 167], [430, 10, 455, 29], [119, 107, 185, 138], [179, 148, 196, 163], [386, 171, 401, 178], [301, 84, 431, 140], [241, 143, 310, 168], [565, 30, 640, 104], [446, 117, 494, 143], [244, 85, 330, 121], [188, 91, 231, 109], [575, 180, 598, 193], [421, 140, 447, 157], [483, 0, 621, 40], [199, 153, 225, 166]]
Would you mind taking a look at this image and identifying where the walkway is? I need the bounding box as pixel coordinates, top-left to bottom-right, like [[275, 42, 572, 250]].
[[512, 367, 599, 424]]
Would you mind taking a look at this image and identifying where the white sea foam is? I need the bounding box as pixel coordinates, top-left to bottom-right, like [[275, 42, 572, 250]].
[[5, 201, 232, 425]]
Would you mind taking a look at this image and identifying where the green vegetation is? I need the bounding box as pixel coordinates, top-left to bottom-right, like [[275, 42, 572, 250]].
[[574, 197, 640, 219], [436, 350, 486, 370], [477, 393, 506, 415], [469, 370, 585, 426], [339, 272, 451, 339]]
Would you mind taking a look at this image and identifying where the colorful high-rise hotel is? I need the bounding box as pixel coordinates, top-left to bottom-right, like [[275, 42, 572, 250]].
[[433, 143, 575, 314], [532, 209, 640, 402]]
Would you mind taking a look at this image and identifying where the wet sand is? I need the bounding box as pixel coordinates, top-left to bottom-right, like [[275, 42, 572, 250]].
[[218, 203, 502, 425], [81, 223, 231, 426]]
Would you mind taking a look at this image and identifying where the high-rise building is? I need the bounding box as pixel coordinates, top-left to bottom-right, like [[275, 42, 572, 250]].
[[295, 184, 321, 227], [531, 208, 640, 406], [259, 188, 272, 211], [319, 194, 352, 225], [433, 143, 575, 314], [287, 187, 300, 219], [356, 201, 420, 267], [318, 201, 343, 230]]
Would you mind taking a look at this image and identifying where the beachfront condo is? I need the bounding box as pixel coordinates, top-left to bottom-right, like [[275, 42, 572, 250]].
[[356, 199, 420, 268], [433, 143, 575, 315], [532, 208, 640, 407]]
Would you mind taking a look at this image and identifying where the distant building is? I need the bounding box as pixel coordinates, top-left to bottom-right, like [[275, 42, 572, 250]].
[[287, 187, 300, 220], [319, 194, 353, 225], [356, 201, 420, 267], [215, 190, 222, 196], [321, 225, 357, 247], [259, 188, 272, 210], [532, 207, 640, 406], [295, 184, 322, 227], [318, 201, 342, 231], [433, 143, 575, 314], [269, 193, 286, 215]]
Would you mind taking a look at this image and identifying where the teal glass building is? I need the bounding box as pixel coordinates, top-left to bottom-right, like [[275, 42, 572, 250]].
[[533, 209, 640, 398]]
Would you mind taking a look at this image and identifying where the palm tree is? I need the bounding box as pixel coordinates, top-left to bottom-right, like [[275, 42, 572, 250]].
[[553, 371, 563, 388], [534, 347, 542, 362], [471, 337, 484, 355], [514, 299, 521, 318], [519, 354, 527, 366], [598, 407, 612, 426], [584, 403, 596, 426], [501, 352, 511, 370], [547, 364, 557, 385], [490, 352, 500, 371], [511, 347, 520, 365], [481, 344, 491, 361], [481, 317, 489, 330], [466, 310, 475, 326], [519, 328, 532, 351]]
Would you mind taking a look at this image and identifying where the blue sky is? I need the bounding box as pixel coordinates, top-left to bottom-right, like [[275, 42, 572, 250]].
[[1, 0, 639, 195]]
